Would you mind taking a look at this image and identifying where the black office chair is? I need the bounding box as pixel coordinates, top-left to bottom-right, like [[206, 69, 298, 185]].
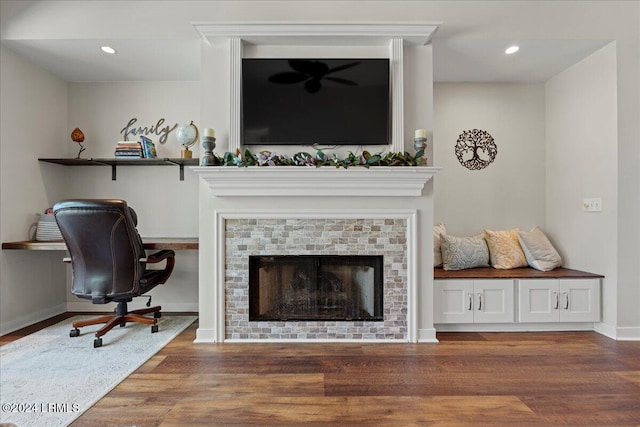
[[53, 199, 175, 347]]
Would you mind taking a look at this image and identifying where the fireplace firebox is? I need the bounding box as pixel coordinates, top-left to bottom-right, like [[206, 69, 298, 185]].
[[249, 255, 383, 321]]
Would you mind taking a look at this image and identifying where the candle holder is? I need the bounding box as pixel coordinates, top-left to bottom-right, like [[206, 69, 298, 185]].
[[200, 136, 216, 166], [414, 135, 427, 165], [414, 136, 427, 153]]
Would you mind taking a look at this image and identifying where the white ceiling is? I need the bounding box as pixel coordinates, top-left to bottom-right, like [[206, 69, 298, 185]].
[[1, 38, 202, 82], [433, 38, 609, 83], [0, 1, 613, 84]]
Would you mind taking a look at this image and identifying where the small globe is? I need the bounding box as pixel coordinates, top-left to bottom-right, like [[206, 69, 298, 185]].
[[176, 122, 198, 148]]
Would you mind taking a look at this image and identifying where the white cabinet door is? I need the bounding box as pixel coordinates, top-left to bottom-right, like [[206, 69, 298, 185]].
[[435, 279, 514, 324], [559, 279, 601, 322], [474, 280, 515, 323], [519, 279, 601, 323], [434, 280, 474, 323], [518, 279, 559, 323]]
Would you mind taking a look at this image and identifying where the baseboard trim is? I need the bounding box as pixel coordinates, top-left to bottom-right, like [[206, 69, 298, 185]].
[[435, 323, 596, 333], [614, 326, 640, 341], [194, 328, 217, 343], [0, 303, 67, 336], [418, 328, 439, 343], [66, 301, 198, 312], [589, 323, 640, 341], [593, 322, 617, 340]]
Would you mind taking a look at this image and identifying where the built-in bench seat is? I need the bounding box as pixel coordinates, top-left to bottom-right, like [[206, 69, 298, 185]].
[[433, 266, 604, 330], [435, 266, 603, 280]]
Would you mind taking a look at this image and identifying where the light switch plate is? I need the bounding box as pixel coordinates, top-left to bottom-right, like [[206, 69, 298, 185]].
[[583, 198, 602, 212]]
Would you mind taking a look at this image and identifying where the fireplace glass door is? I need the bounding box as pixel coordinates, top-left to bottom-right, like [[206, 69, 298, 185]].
[[249, 255, 383, 321]]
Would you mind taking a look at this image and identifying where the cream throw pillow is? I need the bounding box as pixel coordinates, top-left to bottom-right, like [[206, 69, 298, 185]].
[[433, 223, 446, 267], [484, 228, 528, 269], [517, 226, 562, 271]]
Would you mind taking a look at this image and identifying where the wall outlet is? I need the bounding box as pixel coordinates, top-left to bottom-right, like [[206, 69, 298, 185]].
[[583, 198, 602, 212]]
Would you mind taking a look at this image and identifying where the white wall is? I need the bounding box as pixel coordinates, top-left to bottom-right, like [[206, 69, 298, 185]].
[[64, 82, 201, 312], [433, 83, 547, 236], [2, 1, 639, 338], [0, 46, 69, 334], [66, 82, 201, 237], [545, 43, 618, 332], [637, 4, 640, 325]]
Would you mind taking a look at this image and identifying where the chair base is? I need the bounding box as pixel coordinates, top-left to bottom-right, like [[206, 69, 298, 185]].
[[70, 301, 161, 346]]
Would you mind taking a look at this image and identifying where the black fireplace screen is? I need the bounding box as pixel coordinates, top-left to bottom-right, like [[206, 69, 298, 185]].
[[249, 255, 383, 321]]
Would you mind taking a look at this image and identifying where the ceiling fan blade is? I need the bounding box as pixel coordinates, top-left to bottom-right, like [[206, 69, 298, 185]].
[[268, 72, 309, 84], [304, 79, 322, 94], [288, 60, 316, 75], [289, 60, 329, 79], [327, 61, 362, 74], [325, 77, 358, 86]]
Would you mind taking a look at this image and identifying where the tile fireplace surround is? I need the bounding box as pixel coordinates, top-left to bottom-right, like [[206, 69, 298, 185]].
[[192, 167, 439, 343]]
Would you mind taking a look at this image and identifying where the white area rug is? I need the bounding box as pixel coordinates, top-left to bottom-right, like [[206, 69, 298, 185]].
[[0, 315, 196, 427]]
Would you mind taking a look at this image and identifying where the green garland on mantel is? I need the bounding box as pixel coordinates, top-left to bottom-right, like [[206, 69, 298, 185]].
[[213, 148, 425, 169]]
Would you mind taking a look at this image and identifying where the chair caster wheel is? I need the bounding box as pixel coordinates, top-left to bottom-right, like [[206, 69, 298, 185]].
[[70, 328, 80, 337], [151, 325, 159, 333], [154, 311, 162, 319], [93, 338, 103, 348]]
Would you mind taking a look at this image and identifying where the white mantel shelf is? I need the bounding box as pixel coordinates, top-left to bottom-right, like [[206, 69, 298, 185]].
[[191, 166, 440, 197]]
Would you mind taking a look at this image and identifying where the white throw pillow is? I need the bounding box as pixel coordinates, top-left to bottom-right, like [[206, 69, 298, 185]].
[[517, 226, 562, 271]]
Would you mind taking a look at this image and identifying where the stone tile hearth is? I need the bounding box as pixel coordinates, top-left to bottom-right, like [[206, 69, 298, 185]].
[[224, 218, 408, 340]]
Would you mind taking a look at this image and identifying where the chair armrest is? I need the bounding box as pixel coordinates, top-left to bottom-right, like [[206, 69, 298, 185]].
[[140, 249, 175, 286], [142, 249, 175, 264]]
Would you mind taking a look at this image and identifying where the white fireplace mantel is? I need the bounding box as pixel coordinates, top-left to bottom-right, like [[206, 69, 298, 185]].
[[193, 166, 439, 344], [191, 22, 441, 343], [191, 166, 440, 197]]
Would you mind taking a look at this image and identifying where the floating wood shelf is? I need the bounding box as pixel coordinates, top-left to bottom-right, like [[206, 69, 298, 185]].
[[2, 238, 199, 251], [38, 157, 199, 181]]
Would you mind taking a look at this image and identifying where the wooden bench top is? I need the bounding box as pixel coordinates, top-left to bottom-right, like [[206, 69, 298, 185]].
[[435, 267, 604, 279], [2, 238, 198, 251]]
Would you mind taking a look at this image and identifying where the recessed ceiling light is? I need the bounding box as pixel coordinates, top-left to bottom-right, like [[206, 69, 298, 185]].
[[100, 46, 116, 54], [505, 45, 520, 55]]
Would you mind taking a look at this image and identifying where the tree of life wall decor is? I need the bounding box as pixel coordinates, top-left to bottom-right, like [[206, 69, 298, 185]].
[[454, 129, 498, 170]]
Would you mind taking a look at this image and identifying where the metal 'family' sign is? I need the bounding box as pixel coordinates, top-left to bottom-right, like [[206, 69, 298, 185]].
[[120, 118, 178, 144]]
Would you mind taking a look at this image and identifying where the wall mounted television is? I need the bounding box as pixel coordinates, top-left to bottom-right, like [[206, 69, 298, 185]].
[[242, 58, 390, 146]]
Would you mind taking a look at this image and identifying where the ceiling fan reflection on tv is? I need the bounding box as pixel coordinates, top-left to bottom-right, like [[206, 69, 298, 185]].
[[267, 60, 361, 94]]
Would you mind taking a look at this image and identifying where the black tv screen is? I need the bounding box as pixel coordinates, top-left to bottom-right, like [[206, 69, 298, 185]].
[[242, 58, 390, 146]]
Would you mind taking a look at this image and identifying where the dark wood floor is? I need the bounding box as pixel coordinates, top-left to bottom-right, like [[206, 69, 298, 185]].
[[4, 314, 640, 426]]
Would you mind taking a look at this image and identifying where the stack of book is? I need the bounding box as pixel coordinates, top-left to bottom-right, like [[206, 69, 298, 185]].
[[115, 141, 144, 158], [139, 136, 157, 158]]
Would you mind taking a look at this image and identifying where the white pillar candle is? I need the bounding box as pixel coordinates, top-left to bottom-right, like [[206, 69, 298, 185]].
[[415, 129, 426, 139], [204, 128, 215, 138]]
